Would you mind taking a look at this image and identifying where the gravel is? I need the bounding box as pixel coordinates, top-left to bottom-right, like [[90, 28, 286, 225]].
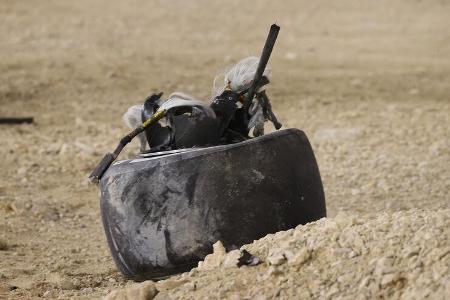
[[241, 209, 450, 299], [106, 209, 449, 299]]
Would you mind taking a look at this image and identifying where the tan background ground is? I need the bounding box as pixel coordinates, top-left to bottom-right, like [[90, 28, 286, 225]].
[[0, 0, 449, 299]]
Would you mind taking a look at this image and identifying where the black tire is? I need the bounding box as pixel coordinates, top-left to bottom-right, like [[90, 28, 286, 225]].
[[99, 128, 326, 280]]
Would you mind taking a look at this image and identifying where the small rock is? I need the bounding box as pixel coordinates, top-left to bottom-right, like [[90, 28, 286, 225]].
[[267, 250, 286, 266], [185, 282, 196, 291], [46, 273, 74, 290], [222, 249, 241, 269], [59, 143, 69, 155], [325, 284, 340, 298], [333, 247, 352, 257], [266, 266, 282, 276], [5, 202, 18, 213], [197, 241, 226, 271], [408, 88, 419, 95], [8, 276, 36, 289], [380, 273, 401, 286], [358, 276, 370, 289], [31, 203, 60, 221], [153, 291, 173, 300], [81, 287, 93, 293], [287, 248, 311, 267], [188, 268, 197, 277], [104, 281, 157, 300], [107, 71, 118, 79], [373, 257, 395, 277], [155, 279, 187, 292], [45, 143, 62, 155], [351, 188, 361, 195], [348, 250, 358, 258], [17, 167, 27, 176], [284, 52, 298, 60], [350, 78, 363, 87], [337, 273, 354, 283], [59, 278, 76, 290], [402, 247, 420, 258]]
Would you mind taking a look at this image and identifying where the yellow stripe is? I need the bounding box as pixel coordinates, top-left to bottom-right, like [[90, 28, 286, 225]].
[[141, 109, 167, 129]]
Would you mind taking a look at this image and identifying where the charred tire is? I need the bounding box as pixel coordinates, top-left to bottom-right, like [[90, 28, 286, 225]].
[[99, 128, 326, 280]]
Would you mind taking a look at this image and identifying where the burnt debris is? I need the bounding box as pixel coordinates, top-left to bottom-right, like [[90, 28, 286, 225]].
[[90, 24, 281, 182]]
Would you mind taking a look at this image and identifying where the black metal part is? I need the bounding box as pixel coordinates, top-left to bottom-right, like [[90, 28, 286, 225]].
[[89, 153, 115, 184], [99, 129, 326, 280], [257, 90, 282, 130], [243, 24, 280, 112], [170, 112, 221, 148], [0, 117, 33, 124], [209, 89, 242, 139], [89, 110, 168, 183], [237, 250, 261, 267]]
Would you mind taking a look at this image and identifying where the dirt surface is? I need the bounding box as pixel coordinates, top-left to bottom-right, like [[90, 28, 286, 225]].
[[0, 0, 449, 299]]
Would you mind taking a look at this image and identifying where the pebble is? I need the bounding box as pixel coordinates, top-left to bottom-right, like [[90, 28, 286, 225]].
[[155, 279, 187, 292], [197, 241, 262, 271], [104, 281, 157, 300], [185, 282, 196, 292], [59, 278, 76, 290], [222, 250, 242, 269], [197, 241, 226, 271], [284, 52, 298, 60], [267, 250, 286, 266], [266, 266, 282, 276], [350, 78, 363, 87], [380, 273, 401, 286], [287, 248, 311, 267]]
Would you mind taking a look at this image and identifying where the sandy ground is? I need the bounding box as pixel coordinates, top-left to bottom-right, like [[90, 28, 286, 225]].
[[0, 0, 449, 299]]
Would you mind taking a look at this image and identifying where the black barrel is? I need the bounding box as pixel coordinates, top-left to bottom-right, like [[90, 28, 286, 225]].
[[99, 128, 326, 280]]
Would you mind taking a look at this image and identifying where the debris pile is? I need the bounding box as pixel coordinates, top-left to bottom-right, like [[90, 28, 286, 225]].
[[104, 208, 449, 299]]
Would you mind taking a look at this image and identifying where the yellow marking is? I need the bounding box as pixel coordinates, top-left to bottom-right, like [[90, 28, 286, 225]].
[[141, 109, 167, 129]]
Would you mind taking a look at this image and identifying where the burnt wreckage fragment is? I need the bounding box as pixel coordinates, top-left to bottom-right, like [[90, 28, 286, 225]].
[[91, 24, 326, 280], [132, 75, 280, 152]]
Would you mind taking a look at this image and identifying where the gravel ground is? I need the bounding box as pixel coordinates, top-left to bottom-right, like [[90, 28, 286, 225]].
[[0, 0, 449, 299]]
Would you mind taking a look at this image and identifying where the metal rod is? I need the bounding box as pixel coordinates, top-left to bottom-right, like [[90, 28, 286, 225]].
[[0, 117, 34, 124], [242, 24, 280, 112]]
